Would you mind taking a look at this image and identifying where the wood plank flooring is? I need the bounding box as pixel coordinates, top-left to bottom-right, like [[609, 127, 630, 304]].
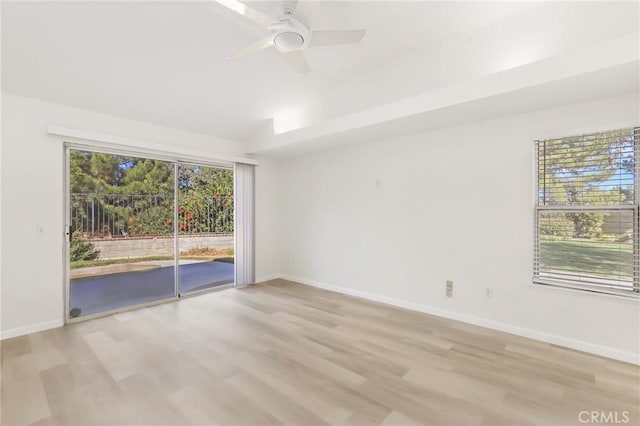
[[1, 279, 639, 425]]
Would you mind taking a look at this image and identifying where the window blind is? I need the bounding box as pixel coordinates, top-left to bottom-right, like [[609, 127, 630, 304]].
[[534, 127, 639, 296], [234, 162, 255, 286]]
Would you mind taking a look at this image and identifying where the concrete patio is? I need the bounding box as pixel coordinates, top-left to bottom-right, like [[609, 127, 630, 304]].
[[69, 261, 234, 317]]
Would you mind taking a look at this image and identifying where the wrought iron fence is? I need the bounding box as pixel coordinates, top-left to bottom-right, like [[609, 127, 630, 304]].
[[71, 193, 233, 239]]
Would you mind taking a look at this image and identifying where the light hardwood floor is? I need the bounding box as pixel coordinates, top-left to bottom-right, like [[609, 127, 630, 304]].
[[1, 279, 638, 426]]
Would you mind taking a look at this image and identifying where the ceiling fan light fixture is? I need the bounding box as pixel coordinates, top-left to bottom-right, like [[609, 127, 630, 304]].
[[274, 31, 304, 52], [220, 0, 367, 72]]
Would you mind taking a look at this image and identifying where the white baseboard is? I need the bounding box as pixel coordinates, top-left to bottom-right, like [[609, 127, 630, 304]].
[[255, 273, 282, 284], [1, 319, 64, 340], [3, 277, 636, 364], [279, 274, 640, 365]]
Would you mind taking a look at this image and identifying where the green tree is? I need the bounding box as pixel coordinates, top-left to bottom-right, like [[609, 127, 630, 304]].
[[70, 152, 234, 236], [539, 130, 634, 206], [70, 151, 133, 193], [177, 165, 233, 233], [123, 159, 174, 195], [540, 213, 574, 239], [539, 130, 634, 240], [567, 187, 625, 238]]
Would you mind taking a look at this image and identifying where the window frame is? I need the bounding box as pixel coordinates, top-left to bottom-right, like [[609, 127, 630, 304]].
[[533, 127, 640, 298]]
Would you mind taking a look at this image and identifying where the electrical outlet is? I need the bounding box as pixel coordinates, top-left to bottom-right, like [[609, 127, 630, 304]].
[[446, 280, 453, 297], [485, 288, 493, 298]]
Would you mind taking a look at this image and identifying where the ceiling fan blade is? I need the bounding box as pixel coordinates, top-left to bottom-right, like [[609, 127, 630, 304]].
[[282, 50, 310, 73], [308, 30, 366, 48], [229, 37, 273, 61], [213, 0, 278, 28]]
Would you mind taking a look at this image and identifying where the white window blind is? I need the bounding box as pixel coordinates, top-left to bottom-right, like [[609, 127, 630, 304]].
[[534, 127, 639, 296], [234, 163, 255, 286]]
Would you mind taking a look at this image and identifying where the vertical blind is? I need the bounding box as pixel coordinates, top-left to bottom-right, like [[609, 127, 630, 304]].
[[234, 163, 255, 286], [534, 127, 639, 295]]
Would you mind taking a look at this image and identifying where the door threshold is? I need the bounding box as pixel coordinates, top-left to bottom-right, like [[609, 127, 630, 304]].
[[178, 282, 235, 299], [65, 283, 236, 324]]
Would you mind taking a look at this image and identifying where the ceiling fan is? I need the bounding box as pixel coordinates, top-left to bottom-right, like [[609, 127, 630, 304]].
[[214, 0, 366, 73]]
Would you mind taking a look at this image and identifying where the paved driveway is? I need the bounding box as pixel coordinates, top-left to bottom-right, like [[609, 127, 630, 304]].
[[69, 261, 234, 317]]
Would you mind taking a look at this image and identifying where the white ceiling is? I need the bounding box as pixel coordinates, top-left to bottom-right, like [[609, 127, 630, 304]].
[[2, 1, 639, 154]]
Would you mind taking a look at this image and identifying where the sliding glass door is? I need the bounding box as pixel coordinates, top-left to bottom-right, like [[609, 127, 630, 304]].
[[177, 163, 235, 295], [66, 148, 235, 319]]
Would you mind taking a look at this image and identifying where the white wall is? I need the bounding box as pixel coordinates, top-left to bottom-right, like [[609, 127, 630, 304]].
[[3, 90, 639, 364], [254, 157, 282, 282], [277, 93, 640, 363], [0, 93, 251, 337]]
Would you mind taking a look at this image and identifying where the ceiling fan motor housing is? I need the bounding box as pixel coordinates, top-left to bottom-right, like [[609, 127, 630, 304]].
[[270, 17, 310, 52]]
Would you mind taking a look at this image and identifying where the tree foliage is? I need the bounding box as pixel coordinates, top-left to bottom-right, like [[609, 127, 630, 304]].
[[70, 151, 234, 237], [539, 130, 634, 207], [539, 130, 634, 239], [540, 214, 574, 239]]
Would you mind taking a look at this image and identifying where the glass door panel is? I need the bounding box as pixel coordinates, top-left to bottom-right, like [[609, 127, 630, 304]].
[[177, 163, 234, 295], [67, 150, 177, 318]]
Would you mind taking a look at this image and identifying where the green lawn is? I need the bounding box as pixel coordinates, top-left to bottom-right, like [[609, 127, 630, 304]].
[[540, 239, 633, 280]]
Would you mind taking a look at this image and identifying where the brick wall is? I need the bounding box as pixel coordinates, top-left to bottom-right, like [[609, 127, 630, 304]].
[[90, 235, 233, 259]]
